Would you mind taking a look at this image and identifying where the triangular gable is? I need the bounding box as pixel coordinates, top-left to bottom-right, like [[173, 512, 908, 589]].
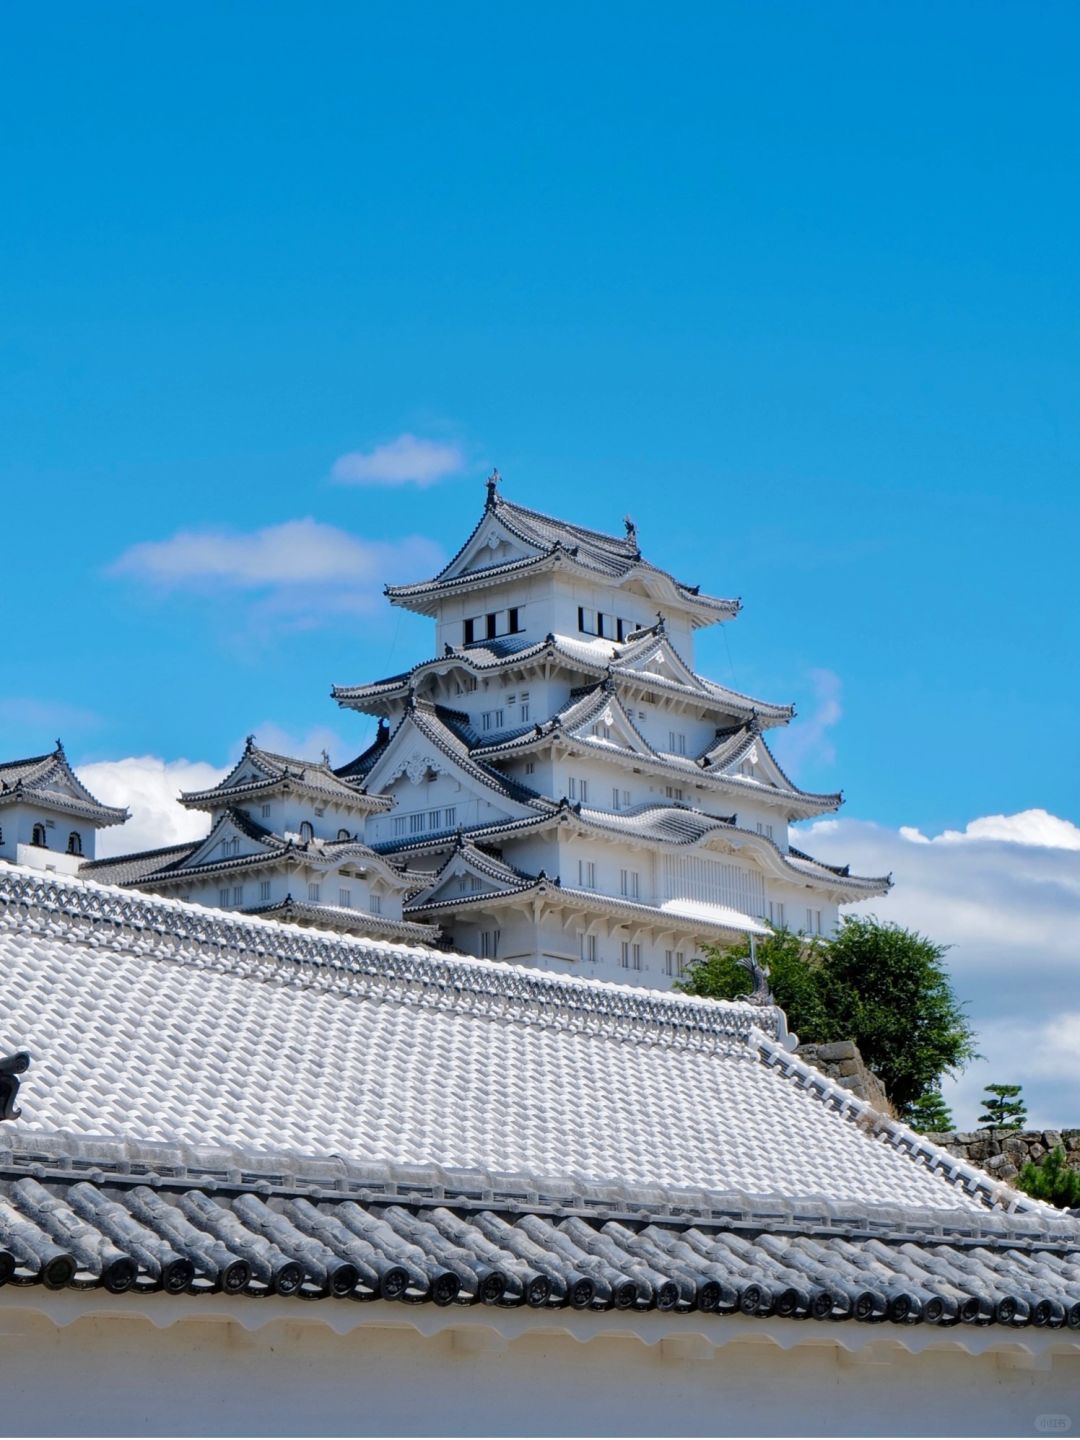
[[707, 733, 799, 794], [362, 711, 536, 819], [168, 810, 278, 872], [412, 845, 533, 908], [436, 512, 545, 582], [205, 749, 282, 795], [613, 634, 704, 692], [561, 688, 654, 759]]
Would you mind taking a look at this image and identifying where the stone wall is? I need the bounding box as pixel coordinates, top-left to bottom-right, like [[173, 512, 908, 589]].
[[795, 1040, 895, 1116], [926, 1129, 1080, 1183]]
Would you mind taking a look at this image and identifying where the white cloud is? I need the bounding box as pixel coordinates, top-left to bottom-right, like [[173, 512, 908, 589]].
[[772, 668, 842, 771], [330, 434, 465, 488], [76, 756, 229, 856], [108, 519, 444, 625], [796, 810, 1080, 1128], [902, 808, 1080, 851]]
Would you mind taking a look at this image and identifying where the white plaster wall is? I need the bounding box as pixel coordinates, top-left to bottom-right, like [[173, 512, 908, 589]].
[[1, 1297, 1076, 1439], [432, 569, 702, 664], [0, 802, 95, 862], [369, 774, 519, 846]]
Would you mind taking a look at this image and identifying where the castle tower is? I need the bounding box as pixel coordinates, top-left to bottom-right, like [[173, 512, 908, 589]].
[[333, 480, 888, 987]]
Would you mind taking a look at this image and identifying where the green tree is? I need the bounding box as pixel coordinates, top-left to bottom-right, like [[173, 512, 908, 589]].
[[677, 915, 977, 1118], [674, 927, 831, 1040], [906, 1091, 955, 1134], [977, 1083, 1027, 1131], [1016, 1147, 1080, 1210]]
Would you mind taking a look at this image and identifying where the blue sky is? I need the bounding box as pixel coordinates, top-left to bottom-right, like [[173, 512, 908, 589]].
[[5, 4, 1080, 1123]]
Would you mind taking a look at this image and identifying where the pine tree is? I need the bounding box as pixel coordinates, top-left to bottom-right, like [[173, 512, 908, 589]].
[[1016, 1148, 1080, 1210], [907, 1091, 954, 1134], [977, 1083, 1027, 1131]]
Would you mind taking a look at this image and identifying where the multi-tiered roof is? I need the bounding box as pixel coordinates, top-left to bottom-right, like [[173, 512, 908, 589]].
[[84, 736, 436, 945], [333, 483, 889, 979]]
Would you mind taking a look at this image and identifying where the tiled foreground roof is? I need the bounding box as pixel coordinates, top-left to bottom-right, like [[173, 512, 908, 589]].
[[1, 864, 1078, 1332], [1, 1137, 1078, 1327], [0, 866, 998, 1210]]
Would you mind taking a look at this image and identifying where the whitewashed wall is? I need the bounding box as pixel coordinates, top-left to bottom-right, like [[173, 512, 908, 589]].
[[2, 1293, 1076, 1438]]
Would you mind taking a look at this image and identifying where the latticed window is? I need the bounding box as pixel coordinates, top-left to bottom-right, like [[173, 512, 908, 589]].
[[31, 824, 47, 847]]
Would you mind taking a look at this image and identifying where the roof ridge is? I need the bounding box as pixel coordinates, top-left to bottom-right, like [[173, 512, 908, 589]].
[[495, 494, 637, 555], [0, 863, 781, 1046]]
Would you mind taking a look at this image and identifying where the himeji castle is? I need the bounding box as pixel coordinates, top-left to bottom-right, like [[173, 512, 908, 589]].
[[332, 476, 889, 984]]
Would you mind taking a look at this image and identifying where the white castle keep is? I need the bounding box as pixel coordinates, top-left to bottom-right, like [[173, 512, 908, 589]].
[[5, 479, 888, 983], [334, 478, 888, 983]]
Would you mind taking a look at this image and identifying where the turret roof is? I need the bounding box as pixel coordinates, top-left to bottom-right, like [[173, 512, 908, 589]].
[[373, 799, 890, 902], [333, 628, 794, 727], [0, 742, 128, 827], [407, 840, 771, 942], [180, 737, 390, 813], [384, 487, 739, 623], [458, 683, 839, 819], [84, 807, 425, 895]]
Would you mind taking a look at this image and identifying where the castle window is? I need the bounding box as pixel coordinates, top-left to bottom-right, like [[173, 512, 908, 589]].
[[339, 887, 352, 908], [308, 882, 320, 903], [219, 887, 230, 906], [620, 869, 640, 899], [485, 612, 498, 640], [525, 761, 535, 775], [668, 731, 687, 755], [665, 950, 688, 978], [444, 806, 456, 827], [259, 881, 271, 902], [232, 885, 243, 906], [620, 942, 642, 971], [31, 824, 47, 848], [507, 607, 522, 634], [299, 821, 314, 843], [337, 828, 351, 841], [519, 692, 530, 722], [577, 859, 596, 889], [66, 831, 82, 856], [463, 617, 476, 644], [410, 813, 425, 834], [370, 893, 382, 914], [393, 816, 407, 837], [479, 929, 500, 959], [261, 804, 271, 818], [580, 933, 597, 963]]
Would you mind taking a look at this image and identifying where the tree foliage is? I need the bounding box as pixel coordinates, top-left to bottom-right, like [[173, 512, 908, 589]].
[[1016, 1147, 1080, 1210], [977, 1083, 1028, 1131], [677, 915, 978, 1117], [906, 1091, 955, 1134]]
